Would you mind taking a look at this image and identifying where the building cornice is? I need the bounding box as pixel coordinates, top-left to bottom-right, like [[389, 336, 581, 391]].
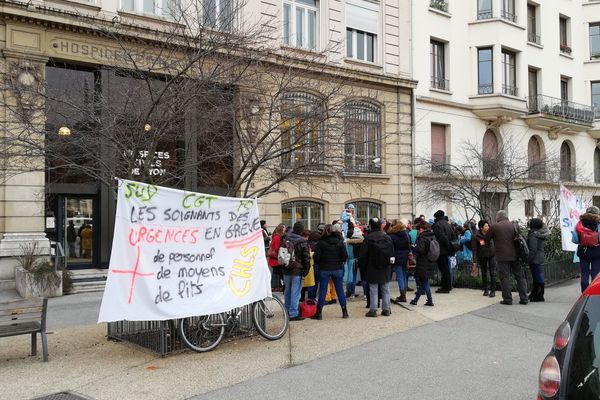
[[416, 95, 473, 111], [0, 0, 417, 90]]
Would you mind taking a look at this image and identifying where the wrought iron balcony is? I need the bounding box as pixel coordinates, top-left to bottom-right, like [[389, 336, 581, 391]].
[[527, 94, 594, 125], [431, 154, 451, 173], [478, 84, 493, 95], [431, 76, 450, 91], [560, 168, 577, 182], [527, 31, 541, 45], [477, 9, 493, 20], [430, 0, 448, 12], [345, 155, 382, 174], [501, 10, 517, 23], [483, 158, 504, 177], [502, 84, 518, 97], [560, 44, 572, 55]]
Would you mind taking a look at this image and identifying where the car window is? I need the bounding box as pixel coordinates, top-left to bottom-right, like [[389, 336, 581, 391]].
[[567, 296, 600, 399]]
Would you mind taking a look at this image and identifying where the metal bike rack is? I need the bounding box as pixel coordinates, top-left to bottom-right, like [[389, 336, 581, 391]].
[[107, 304, 258, 357]]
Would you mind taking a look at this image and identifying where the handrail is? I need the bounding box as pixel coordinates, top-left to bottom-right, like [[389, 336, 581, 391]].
[[526, 94, 594, 125]]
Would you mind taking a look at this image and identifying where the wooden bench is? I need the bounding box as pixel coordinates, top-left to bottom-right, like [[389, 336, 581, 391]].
[[0, 298, 48, 361]]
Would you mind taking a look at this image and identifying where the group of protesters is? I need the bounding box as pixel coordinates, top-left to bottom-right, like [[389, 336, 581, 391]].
[[261, 203, 600, 320]]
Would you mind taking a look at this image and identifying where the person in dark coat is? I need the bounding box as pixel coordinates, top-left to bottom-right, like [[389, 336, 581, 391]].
[[312, 224, 349, 320], [431, 210, 456, 293], [575, 206, 600, 292], [282, 222, 311, 321], [486, 210, 528, 305], [527, 218, 549, 302], [359, 218, 394, 317], [472, 220, 496, 297], [388, 220, 411, 303], [410, 221, 436, 306]]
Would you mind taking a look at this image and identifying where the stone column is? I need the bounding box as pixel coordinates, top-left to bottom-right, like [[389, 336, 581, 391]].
[[0, 49, 50, 289]]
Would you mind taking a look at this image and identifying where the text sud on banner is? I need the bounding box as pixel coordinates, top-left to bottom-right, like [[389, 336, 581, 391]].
[[560, 184, 587, 252], [98, 179, 271, 323]]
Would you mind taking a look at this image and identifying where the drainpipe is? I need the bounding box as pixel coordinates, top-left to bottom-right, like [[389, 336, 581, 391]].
[[409, 0, 416, 219]]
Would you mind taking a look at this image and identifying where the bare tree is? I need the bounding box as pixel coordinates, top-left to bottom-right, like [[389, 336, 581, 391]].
[[0, 0, 389, 199], [416, 133, 560, 222]]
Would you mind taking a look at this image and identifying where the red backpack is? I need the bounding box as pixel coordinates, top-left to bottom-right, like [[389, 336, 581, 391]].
[[577, 221, 599, 247]]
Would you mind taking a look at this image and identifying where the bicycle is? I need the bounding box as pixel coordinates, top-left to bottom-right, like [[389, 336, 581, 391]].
[[178, 296, 289, 352]]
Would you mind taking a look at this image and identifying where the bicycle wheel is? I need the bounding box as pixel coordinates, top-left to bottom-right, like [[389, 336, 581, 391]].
[[252, 296, 289, 340], [178, 313, 225, 352]]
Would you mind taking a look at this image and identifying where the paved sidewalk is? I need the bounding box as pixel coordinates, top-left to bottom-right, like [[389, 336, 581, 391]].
[[0, 285, 502, 400]]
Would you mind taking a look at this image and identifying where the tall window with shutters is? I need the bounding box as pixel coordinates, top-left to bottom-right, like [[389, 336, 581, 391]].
[[431, 123, 448, 173], [346, 0, 379, 63]]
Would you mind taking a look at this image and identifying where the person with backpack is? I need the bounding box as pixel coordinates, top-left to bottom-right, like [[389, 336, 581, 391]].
[[472, 220, 496, 297], [388, 220, 411, 304], [527, 218, 549, 302], [280, 222, 311, 321], [575, 206, 600, 292], [410, 221, 437, 306], [486, 210, 528, 305], [312, 224, 349, 320], [359, 218, 395, 317], [432, 210, 457, 293]]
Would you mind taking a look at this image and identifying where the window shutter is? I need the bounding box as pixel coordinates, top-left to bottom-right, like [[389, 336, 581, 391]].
[[346, 0, 378, 34], [431, 123, 446, 160]]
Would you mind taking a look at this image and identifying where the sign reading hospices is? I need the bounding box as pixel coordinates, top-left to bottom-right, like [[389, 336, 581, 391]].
[[98, 179, 271, 322]]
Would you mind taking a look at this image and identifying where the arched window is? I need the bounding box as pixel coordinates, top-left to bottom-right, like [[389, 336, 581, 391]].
[[482, 129, 502, 176], [528, 136, 544, 179], [560, 141, 575, 182], [281, 200, 324, 230], [344, 101, 382, 173], [345, 201, 382, 224], [280, 92, 325, 169], [595, 148, 600, 184]]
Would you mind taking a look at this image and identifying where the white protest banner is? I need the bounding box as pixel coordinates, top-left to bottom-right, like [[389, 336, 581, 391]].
[[98, 179, 271, 322], [560, 184, 587, 252]]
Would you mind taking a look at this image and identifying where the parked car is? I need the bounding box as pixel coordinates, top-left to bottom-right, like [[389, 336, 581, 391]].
[[537, 276, 600, 399]]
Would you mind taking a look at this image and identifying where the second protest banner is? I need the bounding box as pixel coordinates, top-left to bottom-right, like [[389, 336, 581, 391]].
[[98, 179, 271, 322]]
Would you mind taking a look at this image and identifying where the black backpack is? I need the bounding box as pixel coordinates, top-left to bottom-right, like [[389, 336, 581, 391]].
[[369, 236, 394, 269]]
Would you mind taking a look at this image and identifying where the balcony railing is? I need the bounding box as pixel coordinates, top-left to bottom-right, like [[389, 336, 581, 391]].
[[527, 31, 541, 45], [527, 94, 594, 125], [430, 0, 448, 12], [345, 155, 382, 174], [478, 84, 493, 95], [560, 44, 572, 55], [560, 169, 577, 182], [477, 9, 493, 20], [528, 163, 546, 180], [431, 76, 450, 91], [502, 84, 518, 97], [431, 154, 451, 173], [483, 158, 504, 177], [501, 10, 517, 23], [595, 107, 600, 120]]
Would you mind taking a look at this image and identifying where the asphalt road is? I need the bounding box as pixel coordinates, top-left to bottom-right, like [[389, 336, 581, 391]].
[[190, 280, 580, 400]]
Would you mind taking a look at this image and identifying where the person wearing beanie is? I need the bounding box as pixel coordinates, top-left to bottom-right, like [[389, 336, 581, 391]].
[[575, 206, 600, 292], [472, 220, 496, 297], [431, 209, 457, 293], [486, 210, 529, 305], [527, 218, 549, 302], [410, 221, 436, 306], [341, 204, 356, 237], [359, 218, 395, 317], [282, 221, 311, 321]]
